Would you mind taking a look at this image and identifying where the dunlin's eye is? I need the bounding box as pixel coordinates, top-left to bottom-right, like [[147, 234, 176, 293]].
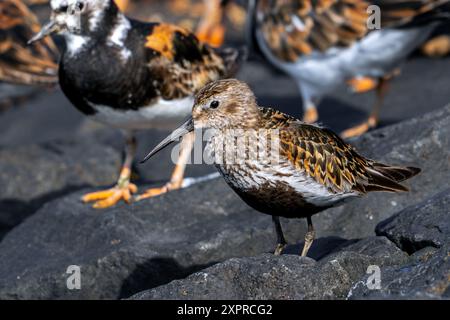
[[210, 100, 219, 109]]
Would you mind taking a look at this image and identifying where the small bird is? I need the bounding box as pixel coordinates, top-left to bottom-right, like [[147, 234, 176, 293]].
[[0, 0, 58, 85], [245, 0, 450, 138], [142, 79, 421, 257], [29, 0, 243, 208]]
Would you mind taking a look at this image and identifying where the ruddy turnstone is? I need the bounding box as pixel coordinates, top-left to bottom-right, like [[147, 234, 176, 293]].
[[142, 79, 421, 257], [29, 0, 243, 208], [246, 0, 450, 138], [0, 0, 58, 85]]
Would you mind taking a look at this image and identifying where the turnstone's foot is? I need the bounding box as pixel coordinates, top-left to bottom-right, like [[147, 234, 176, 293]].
[[135, 180, 183, 201], [302, 107, 318, 124], [82, 183, 138, 209], [347, 76, 378, 93], [274, 243, 287, 256], [421, 35, 450, 58], [340, 115, 378, 139], [82, 167, 137, 209]]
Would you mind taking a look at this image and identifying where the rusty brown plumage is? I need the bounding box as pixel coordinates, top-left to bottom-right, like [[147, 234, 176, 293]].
[[0, 0, 58, 85], [259, 107, 420, 195], [145, 22, 241, 100], [256, 0, 450, 62]]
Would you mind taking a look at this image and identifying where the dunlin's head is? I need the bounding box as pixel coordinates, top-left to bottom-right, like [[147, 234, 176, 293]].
[[192, 79, 260, 130], [141, 79, 261, 163]]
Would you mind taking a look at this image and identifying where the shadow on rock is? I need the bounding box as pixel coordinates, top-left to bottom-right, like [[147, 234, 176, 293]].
[[280, 236, 359, 261], [0, 185, 89, 241], [119, 257, 216, 299]]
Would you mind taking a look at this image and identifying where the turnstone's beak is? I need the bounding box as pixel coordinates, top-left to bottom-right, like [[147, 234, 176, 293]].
[[28, 19, 58, 45], [141, 117, 194, 164]]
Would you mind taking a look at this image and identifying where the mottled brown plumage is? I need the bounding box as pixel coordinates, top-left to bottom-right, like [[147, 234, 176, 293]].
[[144, 79, 420, 256], [143, 79, 421, 257], [145, 23, 239, 100], [256, 0, 450, 62], [0, 0, 58, 85]]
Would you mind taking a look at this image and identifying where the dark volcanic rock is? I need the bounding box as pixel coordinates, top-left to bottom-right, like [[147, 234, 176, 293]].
[[131, 237, 407, 300], [376, 189, 450, 254], [0, 179, 306, 300], [0, 105, 448, 299], [0, 139, 121, 240], [348, 244, 450, 299]]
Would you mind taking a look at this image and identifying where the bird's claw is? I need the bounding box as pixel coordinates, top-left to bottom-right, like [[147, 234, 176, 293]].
[[82, 183, 138, 209]]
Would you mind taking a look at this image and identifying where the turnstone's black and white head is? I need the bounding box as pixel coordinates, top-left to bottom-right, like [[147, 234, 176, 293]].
[[29, 0, 131, 59]]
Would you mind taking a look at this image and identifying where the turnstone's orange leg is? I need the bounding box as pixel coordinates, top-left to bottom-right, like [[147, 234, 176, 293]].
[[301, 216, 315, 257], [341, 77, 390, 139], [347, 76, 378, 93], [272, 216, 287, 256], [421, 35, 450, 58], [136, 131, 195, 200], [114, 0, 130, 12], [195, 0, 225, 47], [302, 107, 319, 124], [82, 135, 138, 209]]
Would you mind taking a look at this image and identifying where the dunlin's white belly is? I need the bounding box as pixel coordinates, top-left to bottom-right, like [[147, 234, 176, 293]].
[[218, 160, 359, 208], [87, 97, 194, 130]]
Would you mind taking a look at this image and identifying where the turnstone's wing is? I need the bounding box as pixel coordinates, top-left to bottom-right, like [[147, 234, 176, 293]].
[[254, 0, 450, 62], [0, 0, 58, 85], [260, 107, 420, 194], [145, 23, 241, 100]]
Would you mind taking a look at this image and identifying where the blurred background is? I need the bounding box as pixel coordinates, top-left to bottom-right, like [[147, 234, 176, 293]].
[[1, 0, 449, 183]]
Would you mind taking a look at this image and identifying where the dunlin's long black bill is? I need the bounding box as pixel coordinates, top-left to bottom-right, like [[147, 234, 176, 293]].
[[141, 117, 194, 164]]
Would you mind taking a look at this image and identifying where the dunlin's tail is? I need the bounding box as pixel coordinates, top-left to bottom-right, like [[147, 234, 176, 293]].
[[365, 163, 421, 193]]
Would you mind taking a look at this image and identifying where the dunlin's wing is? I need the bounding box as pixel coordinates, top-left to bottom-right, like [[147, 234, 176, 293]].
[[260, 107, 420, 194], [0, 0, 58, 85], [144, 23, 241, 100], [255, 0, 450, 62]]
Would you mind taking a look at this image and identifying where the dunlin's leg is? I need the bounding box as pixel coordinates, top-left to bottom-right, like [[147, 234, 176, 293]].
[[136, 131, 195, 200], [301, 216, 315, 257], [341, 76, 390, 138], [272, 216, 287, 256], [82, 133, 138, 209]]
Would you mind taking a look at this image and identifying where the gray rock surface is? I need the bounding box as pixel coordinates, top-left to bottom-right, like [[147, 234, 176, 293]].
[[0, 104, 448, 299], [376, 189, 450, 254], [0, 139, 121, 240], [131, 237, 407, 300], [348, 244, 450, 299], [0, 178, 303, 299]]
